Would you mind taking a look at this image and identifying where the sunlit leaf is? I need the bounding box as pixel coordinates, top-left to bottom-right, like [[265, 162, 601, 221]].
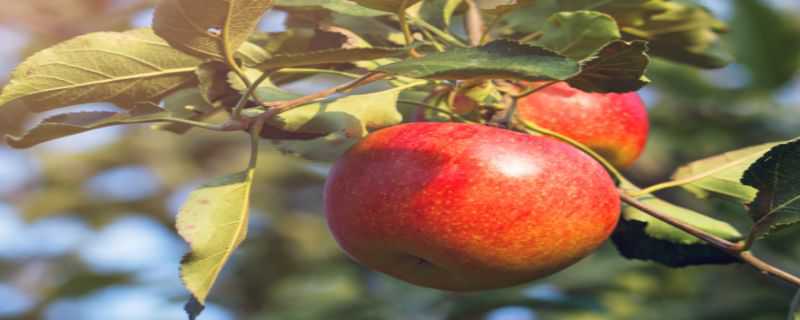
[[178, 170, 254, 306], [672, 141, 783, 203], [0, 29, 201, 112], [266, 83, 423, 160], [742, 140, 800, 240], [533, 10, 621, 60], [153, 0, 274, 59]]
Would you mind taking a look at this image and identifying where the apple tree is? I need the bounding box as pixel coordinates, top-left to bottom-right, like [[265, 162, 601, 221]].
[[1, 0, 800, 319]]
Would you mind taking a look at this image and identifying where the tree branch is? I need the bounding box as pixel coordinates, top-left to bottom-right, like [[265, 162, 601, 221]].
[[619, 192, 800, 287]]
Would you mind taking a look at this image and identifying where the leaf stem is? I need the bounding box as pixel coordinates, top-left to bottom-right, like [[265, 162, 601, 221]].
[[512, 80, 560, 99], [222, 3, 250, 95], [398, 0, 422, 58], [409, 15, 468, 47], [232, 70, 273, 119], [129, 117, 237, 132], [257, 72, 389, 119], [619, 192, 800, 287], [248, 117, 265, 169]]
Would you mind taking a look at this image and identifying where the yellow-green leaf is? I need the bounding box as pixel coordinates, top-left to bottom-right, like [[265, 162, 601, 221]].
[[268, 82, 424, 161], [672, 141, 782, 203], [533, 11, 621, 60], [178, 170, 254, 304], [0, 29, 201, 112], [153, 0, 274, 59]]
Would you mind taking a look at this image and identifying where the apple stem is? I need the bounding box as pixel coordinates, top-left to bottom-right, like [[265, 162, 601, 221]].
[[619, 192, 800, 287]]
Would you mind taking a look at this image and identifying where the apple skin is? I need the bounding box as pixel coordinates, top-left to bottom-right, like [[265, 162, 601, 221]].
[[517, 82, 649, 167], [324, 122, 620, 291]]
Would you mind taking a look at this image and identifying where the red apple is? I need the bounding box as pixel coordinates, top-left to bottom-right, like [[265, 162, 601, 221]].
[[517, 82, 649, 167], [324, 122, 620, 291]]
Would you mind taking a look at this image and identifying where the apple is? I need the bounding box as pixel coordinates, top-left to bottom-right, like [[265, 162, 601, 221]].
[[517, 82, 649, 167], [324, 122, 620, 291]]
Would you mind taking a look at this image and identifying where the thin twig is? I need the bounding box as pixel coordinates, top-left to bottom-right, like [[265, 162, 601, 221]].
[[248, 117, 266, 169], [222, 3, 250, 92], [398, 0, 422, 58], [619, 193, 741, 251], [258, 72, 389, 118], [232, 69, 274, 118], [409, 15, 468, 47]]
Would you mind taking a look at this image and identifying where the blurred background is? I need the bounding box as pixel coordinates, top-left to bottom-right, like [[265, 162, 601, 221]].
[[0, 0, 799, 319]]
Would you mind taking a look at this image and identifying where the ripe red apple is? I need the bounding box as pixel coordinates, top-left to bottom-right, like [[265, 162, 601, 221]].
[[517, 82, 649, 167], [324, 122, 620, 291]]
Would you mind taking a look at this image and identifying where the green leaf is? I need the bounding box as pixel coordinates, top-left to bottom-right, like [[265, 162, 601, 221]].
[[274, 0, 389, 16], [237, 42, 272, 66], [0, 29, 200, 112], [672, 142, 783, 203], [378, 40, 580, 81], [419, 0, 464, 28], [350, 0, 422, 12], [178, 170, 254, 305], [228, 68, 304, 102], [567, 40, 650, 92], [152, 0, 274, 60], [5, 105, 169, 149], [612, 185, 742, 267], [157, 88, 219, 134], [533, 10, 621, 60], [196, 62, 237, 104], [742, 140, 800, 240], [267, 83, 422, 160]]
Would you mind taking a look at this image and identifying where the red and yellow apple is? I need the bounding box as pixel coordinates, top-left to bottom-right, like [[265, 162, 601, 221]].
[[517, 82, 649, 167], [324, 122, 620, 291]]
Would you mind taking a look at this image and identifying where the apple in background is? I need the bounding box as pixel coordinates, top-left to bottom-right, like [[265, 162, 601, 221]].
[[324, 122, 620, 291], [517, 82, 649, 167]]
